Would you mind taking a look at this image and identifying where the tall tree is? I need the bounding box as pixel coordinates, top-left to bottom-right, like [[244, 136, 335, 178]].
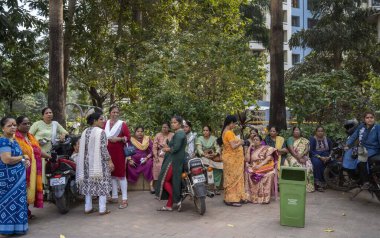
[[48, 0, 65, 125], [269, 0, 286, 130]]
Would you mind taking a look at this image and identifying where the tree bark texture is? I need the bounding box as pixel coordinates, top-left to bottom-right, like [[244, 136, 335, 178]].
[[269, 0, 287, 130], [63, 0, 76, 99], [48, 0, 66, 126]]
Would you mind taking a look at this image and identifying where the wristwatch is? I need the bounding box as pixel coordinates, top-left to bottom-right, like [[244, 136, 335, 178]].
[[21, 155, 26, 163]]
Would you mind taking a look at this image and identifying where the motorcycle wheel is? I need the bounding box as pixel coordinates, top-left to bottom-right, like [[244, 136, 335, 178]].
[[323, 165, 351, 191], [55, 189, 71, 214], [371, 182, 380, 202], [194, 196, 206, 215]]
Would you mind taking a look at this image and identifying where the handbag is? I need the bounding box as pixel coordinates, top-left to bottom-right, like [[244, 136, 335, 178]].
[[357, 144, 368, 162], [124, 143, 136, 157]]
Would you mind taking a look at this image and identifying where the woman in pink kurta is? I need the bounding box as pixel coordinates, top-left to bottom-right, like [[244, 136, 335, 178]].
[[104, 106, 130, 209], [152, 123, 174, 184]]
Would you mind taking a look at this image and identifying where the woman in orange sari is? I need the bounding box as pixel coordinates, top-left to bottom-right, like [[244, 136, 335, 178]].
[[245, 135, 278, 204], [15, 116, 51, 219], [220, 115, 246, 207]]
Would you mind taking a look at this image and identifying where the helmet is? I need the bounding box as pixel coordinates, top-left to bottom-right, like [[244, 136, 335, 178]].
[[344, 119, 359, 135]]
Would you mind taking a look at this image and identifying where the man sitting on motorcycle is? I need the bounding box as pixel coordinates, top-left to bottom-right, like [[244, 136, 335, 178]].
[[346, 111, 380, 189]]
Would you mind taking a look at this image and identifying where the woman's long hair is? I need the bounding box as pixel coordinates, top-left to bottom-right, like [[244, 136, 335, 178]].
[[217, 115, 237, 146]]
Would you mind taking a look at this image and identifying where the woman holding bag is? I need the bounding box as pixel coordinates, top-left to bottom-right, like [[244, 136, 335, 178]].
[[104, 106, 131, 209]]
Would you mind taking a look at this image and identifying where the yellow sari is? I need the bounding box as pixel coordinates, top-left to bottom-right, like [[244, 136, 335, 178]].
[[222, 130, 246, 203]]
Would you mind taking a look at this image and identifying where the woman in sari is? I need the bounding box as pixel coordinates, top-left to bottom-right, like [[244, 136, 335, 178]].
[[196, 125, 222, 195], [104, 106, 130, 209], [284, 127, 315, 192], [15, 116, 51, 219], [0, 117, 30, 235], [76, 112, 114, 215], [309, 126, 332, 192], [245, 135, 278, 204], [153, 122, 174, 192], [220, 115, 246, 207], [265, 126, 288, 166], [156, 116, 187, 211], [127, 126, 154, 192]]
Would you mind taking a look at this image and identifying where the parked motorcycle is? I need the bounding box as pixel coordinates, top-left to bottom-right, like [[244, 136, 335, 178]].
[[324, 127, 380, 201], [181, 157, 214, 215], [45, 137, 79, 214]]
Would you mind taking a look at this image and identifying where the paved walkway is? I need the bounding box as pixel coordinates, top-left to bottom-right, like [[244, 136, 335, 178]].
[[22, 189, 380, 238]]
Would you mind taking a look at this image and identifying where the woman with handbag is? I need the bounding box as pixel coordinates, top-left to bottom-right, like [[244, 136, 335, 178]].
[[346, 111, 380, 189], [196, 125, 223, 195], [104, 106, 131, 209], [244, 135, 278, 204], [127, 126, 154, 192]]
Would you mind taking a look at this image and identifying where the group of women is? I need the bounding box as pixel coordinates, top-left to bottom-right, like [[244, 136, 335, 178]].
[[2, 106, 378, 235]]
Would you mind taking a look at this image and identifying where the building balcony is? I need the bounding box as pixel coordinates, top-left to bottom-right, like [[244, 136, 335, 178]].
[[369, 0, 380, 10]]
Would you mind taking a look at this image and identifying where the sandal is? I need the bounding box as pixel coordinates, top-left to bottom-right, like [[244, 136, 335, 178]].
[[224, 202, 242, 207], [176, 201, 182, 212], [28, 214, 36, 220], [84, 208, 98, 214], [108, 198, 118, 204], [118, 200, 128, 209], [214, 189, 221, 195], [99, 210, 111, 215], [157, 206, 173, 211]]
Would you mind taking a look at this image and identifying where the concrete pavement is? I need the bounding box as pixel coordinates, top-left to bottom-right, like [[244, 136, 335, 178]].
[[23, 189, 380, 238]]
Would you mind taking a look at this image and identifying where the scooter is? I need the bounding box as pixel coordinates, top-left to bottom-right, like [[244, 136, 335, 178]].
[[181, 156, 214, 215], [45, 137, 79, 214]]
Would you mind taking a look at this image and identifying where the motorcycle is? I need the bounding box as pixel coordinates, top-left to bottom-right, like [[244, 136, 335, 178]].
[[45, 137, 79, 214], [324, 137, 380, 201], [181, 157, 214, 215]]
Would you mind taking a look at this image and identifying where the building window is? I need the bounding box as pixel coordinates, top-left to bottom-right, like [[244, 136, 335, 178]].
[[291, 16, 300, 27], [283, 10, 287, 23], [284, 50, 288, 63], [292, 54, 301, 64], [307, 0, 314, 10], [308, 18, 318, 28], [284, 30, 288, 43], [292, 0, 300, 8]]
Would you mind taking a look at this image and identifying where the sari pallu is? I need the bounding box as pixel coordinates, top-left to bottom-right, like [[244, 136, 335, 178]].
[[244, 146, 278, 204], [15, 131, 43, 208], [284, 137, 315, 192], [0, 138, 28, 235]]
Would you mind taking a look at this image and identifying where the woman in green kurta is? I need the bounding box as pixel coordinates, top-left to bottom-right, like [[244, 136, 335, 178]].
[[155, 116, 187, 211], [196, 125, 223, 195]]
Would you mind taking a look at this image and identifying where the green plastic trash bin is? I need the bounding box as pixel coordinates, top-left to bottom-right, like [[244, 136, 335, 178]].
[[279, 167, 307, 228]]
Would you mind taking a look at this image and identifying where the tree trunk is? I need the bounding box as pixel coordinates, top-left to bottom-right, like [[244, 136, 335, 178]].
[[48, 0, 66, 126], [88, 87, 106, 108], [63, 0, 76, 100], [269, 0, 287, 130]]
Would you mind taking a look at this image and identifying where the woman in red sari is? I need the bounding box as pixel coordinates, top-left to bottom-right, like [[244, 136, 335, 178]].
[[104, 106, 131, 209], [15, 116, 51, 219]]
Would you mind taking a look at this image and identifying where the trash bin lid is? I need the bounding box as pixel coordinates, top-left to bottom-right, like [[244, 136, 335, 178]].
[[280, 167, 306, 184]]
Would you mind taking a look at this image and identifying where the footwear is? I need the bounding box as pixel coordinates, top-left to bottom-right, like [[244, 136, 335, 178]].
[[99, 210, 111, 215], [214, 189, 221, 195], [150, 189, 156, 194], [361, 182, 370, 190], [108, 198, 118, 203], [84, 208, 98, 214], [157, 206, 173, 211], [118, 200, 128, 209], [28, 214, 36, 220], [224, 201, 242, 207], [176, 201, 182, 212]]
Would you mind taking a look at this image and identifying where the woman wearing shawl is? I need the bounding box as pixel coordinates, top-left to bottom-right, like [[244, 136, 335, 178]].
[[309, 126, 332, 192], [127, 126, 154, 192], [220, 115, 246, 207], [196, 125, 223, 195], [245, 135, 278, 204], [284, 126, 315, 192], [156, 116, 187, 211], [184, 120, 197, 158], [104, 106, 131, 209], [264, 126, 288, 167], [76, 112, 114, 215], [15, 116, 51, 219], [152, 122, 174, 192], [0, 117, 30, 235]]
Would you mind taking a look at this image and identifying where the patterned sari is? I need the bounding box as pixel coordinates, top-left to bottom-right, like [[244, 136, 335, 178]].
[[245, 145, 278, 203], [15, 131, 44, 209], [284, 137, 315, 192], [0, 137, 28, 235]]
